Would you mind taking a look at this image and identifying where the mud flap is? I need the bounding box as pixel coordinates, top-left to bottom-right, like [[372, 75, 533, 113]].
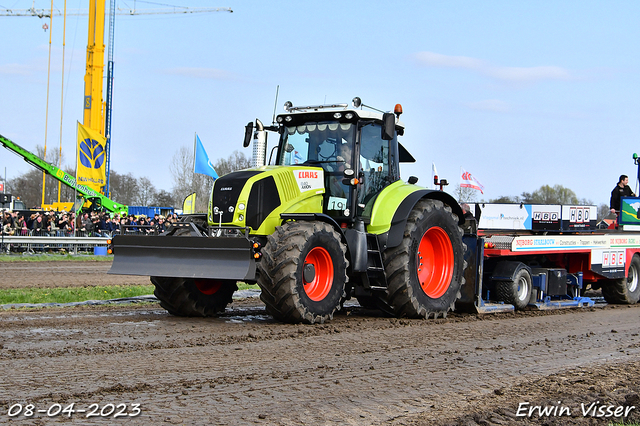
[[108, 235, 256, 281]]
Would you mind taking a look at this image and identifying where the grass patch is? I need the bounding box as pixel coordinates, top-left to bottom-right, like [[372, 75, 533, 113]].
[[0, 282, 260, 305], [0, 254, 113, 262], [0, 285, 155, 305]]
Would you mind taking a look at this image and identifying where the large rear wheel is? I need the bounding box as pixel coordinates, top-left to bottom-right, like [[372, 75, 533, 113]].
[[256, 221, 348, 324], [383, 199, 465, 319], [151, 277, 237, 316], [602, 254, 640, 304]]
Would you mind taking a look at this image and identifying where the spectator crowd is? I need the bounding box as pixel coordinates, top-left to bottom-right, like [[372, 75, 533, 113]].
[[2, 209, 179, 237]]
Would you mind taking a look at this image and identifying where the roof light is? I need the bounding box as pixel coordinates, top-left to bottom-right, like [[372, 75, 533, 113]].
[[333, 112, 342, 119], [277, 116, 283, 123], [394, 104, 403, 117], [285, 115, 292, 122], [345, 112, 354, 119]]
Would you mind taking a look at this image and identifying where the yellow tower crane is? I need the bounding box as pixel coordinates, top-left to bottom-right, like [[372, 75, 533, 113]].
[[1, 2, 232, 200]]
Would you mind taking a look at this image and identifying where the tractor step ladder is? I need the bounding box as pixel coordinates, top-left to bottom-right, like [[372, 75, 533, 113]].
[[365, 234, 387, 291]]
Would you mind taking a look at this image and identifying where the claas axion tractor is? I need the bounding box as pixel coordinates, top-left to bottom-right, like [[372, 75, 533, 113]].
[[110, 97, 467, 323]]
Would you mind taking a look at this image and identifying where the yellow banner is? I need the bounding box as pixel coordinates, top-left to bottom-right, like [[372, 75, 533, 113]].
[[182, 192, 196, 214], [77, 123, 106, 193]]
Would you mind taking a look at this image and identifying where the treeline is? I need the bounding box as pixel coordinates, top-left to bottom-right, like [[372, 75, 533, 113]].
[[457, 184, 610, 220], [4, 145, 251, 210]]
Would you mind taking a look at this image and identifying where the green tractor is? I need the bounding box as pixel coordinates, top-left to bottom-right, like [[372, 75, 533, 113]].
[[110, 97, 466, 323]]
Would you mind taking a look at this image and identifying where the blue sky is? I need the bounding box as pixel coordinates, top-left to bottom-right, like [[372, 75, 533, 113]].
[[1, 0, 639, 206]]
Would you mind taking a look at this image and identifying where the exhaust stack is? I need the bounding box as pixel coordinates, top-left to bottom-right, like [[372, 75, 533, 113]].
[[252, 119, 266, 168]]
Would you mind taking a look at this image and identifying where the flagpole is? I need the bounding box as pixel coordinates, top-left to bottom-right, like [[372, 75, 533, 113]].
[[193, 132, 197, 172], [73, 122, 78, 246]]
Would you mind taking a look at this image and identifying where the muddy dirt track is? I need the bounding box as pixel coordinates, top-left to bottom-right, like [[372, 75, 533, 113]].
[[1, 261, 640, 425]]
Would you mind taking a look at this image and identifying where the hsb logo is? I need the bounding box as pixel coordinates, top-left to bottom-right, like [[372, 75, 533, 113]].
[[79, 138, 105, 169]]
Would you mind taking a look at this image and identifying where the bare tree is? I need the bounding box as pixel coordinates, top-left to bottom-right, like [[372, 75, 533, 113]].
[[170, 146, 213, 213], [214, 150, 251, 177], [531, 184, 579, 205], [135, 176, 157, 206], [169, 148, 252, 213], [491, 185, 595, 206], [153, 190, 174, 207], [108, 171, 139, 205], [7, 145, 75, 208], [454, 185, 479, 203]]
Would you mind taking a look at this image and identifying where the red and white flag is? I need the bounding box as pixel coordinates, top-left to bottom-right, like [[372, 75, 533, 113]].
[[460, 168, 485, 194], [432, 163, 438, 189]]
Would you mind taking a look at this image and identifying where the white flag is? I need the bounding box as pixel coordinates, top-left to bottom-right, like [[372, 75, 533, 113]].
[[460, 168, 485, 194]]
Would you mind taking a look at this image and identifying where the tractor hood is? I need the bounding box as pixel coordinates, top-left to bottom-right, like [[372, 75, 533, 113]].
[[208, 166, 325, 234]]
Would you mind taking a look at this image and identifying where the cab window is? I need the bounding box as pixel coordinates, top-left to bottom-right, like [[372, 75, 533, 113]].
[[357, 123, 391, 214]]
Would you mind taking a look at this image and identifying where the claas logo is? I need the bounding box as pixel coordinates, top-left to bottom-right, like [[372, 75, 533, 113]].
[[297, 171, 318, 179], [79, 138, 105, 169]]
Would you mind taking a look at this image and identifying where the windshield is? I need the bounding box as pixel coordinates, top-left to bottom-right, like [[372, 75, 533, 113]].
[[279, 121, 355, 218], [279, 122, 354, 167]]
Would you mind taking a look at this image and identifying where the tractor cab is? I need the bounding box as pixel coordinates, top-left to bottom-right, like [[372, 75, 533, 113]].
[[272, 98, 413, 223]]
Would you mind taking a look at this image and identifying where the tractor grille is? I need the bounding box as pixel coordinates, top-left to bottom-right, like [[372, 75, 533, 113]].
[[274, 172, 298, 203], [212, 171, 261, 223], [247, 176, 280, 230]]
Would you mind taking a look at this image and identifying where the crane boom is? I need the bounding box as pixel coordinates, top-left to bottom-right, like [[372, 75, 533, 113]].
[[0, 7, 232, 17], [0, 134, 128, 215]]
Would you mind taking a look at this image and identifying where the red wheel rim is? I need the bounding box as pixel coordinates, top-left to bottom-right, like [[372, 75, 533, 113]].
[[303, 247, 334, 301], [195, 279, 222, 295], [416, 226, 454, 298]]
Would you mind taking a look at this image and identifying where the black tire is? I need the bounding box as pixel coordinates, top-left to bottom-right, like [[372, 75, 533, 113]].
[[256, 221, 348, 324], [151, 276, 237, 316], [356, 295, 379, 309], [382, 199, 465, 319], [602, 254, 640, 304], [495, 266, 532, 310]]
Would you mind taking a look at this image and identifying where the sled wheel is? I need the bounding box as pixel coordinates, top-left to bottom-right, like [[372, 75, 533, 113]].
[[256, 221, 348, 324], [602, 254, 640, 304], [383, 199, 465, 319], [495, 266, 532, 310], [151, 276, 237, 316]]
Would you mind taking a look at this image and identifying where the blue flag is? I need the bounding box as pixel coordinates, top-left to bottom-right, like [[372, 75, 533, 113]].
[[193, 135, 219, 179]]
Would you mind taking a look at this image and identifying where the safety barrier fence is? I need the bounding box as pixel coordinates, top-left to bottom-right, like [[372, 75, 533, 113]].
[[0, 225, 166, 254], [0, 225, 164, 253], [0, 235, 110, 254]]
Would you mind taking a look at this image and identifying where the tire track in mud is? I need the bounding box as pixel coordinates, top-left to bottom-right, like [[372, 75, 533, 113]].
[[1, 304, 640, 424]]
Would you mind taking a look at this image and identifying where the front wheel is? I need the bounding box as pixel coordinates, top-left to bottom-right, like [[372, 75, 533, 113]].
[[383, 199, 465, 319], [256, 221, 348, 324], [151, 277, 237, 316], [602, 254, 640, 304]]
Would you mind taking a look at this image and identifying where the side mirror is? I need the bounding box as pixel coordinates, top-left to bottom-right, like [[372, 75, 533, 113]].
[[243, 122, 254, 148], [381, 112, 395, 140]]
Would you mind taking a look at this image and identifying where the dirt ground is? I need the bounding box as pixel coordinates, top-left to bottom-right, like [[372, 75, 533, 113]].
[[1, 261, 640, 425]]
